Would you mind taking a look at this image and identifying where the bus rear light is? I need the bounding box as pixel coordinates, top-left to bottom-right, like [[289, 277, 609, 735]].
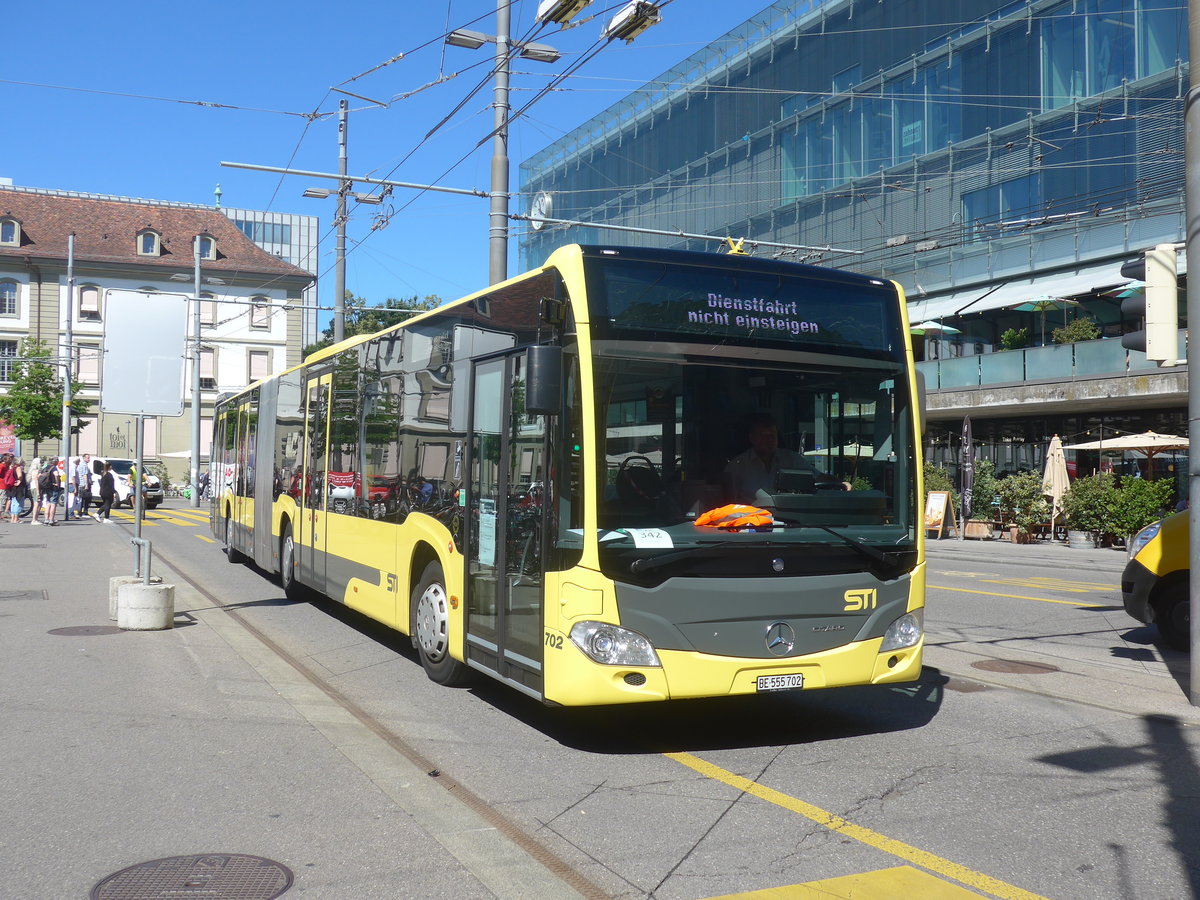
[[880, 609, 923, 652], [570, 621, 661, 667]]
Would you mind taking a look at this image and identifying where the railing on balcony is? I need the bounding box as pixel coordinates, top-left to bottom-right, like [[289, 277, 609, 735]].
[[916, 331, 1187, 390]]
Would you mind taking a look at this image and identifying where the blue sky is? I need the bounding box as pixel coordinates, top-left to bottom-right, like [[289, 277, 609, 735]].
[[5, 1, 760, 334]]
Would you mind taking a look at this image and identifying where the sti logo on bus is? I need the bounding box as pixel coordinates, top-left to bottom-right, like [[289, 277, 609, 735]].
[[844, 588, 877, 612]]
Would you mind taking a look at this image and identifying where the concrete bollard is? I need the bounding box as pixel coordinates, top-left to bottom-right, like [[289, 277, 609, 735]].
[[117, 582, 176, 631], [109, 576, 142, 621], [110, 575, 163, 620]]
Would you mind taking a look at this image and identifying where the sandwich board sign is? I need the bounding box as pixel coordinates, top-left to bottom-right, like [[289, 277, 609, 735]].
[[100, 290, 188, 417]]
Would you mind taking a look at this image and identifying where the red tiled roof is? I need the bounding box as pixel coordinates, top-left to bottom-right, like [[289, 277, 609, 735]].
[[0, 189, 312, 280]]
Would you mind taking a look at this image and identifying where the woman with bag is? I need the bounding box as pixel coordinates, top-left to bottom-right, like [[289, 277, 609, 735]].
[[27, 458, 42, 524], [7, 458, 25, 523]]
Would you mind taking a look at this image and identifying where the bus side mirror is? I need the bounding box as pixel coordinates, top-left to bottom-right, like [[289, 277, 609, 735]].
[[525, 345, 562, 416]]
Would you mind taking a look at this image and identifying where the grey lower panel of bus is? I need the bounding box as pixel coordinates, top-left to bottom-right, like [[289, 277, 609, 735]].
[[615, 572, 912, 659]]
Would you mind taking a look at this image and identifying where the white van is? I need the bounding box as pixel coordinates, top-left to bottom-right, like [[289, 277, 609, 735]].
[[89, 457, 164, 509]]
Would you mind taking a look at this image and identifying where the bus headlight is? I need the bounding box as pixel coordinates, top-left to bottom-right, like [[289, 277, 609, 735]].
[[880, 609, 923, 652], [1127, 519, 1162, 560], [569, 621, 661, 667]]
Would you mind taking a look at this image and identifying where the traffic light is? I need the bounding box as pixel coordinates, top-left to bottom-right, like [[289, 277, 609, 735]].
[[1120, 243, 1178, 366]]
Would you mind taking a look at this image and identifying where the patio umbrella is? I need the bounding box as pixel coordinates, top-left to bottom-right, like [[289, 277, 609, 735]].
[[1107, 281, 1145, 300], [1063, 430, 1189, 478], [1042, 434, 1069, 532], [804, 442, 876, 458], [1006, 295, 1080, 344], [909, 320, 962, 335]]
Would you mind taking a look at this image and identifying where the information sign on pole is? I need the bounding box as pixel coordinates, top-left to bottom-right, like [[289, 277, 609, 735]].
[[100, 289, 188, 417]]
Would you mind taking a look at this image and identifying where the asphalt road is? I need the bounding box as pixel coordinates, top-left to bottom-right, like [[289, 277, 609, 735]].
[[58, 508, 1200, 898]]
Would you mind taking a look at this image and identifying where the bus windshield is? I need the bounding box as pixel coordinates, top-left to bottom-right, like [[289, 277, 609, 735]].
[[590, 342, 916, 552]]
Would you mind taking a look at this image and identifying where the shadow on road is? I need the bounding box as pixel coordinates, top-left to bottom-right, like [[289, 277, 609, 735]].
[[470, 666, 947, 754]]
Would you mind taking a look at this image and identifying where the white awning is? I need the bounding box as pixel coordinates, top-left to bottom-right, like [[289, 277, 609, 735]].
[[908, 264, 1128, 322]]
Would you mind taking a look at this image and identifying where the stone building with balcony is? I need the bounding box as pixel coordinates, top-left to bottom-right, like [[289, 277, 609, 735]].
[[519, 0, 1190, 488], [0, 186, 314, 481]]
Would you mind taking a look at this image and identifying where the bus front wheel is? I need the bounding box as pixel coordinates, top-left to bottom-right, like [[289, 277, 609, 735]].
[[411, 561, 469, 686], [1156, 583, 1189, 652]]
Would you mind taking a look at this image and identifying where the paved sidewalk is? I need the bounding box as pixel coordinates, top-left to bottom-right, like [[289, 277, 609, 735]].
[[0, 516, 583, 899], [925, 533, 1129, 573]]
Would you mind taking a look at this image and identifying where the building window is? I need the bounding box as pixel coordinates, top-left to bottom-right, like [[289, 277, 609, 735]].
[[0, 281, 17, 317], [248, 349, 270, 383], [250, 297, 270, 329], [137, 229, 161, 256], [0, 218, 18, 246], [200, 347, 216, 390], [77, 345, 100, 384], [200, 292, 217, 326], [79, 284, 101, 320], [198, 235, 216, 261], [0, 339, 16, 382]]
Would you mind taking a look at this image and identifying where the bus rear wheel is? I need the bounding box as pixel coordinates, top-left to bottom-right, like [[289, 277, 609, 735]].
[[280, 523, 303, 601], [411, 561, 469, 686], [225, 515, 245, 564]]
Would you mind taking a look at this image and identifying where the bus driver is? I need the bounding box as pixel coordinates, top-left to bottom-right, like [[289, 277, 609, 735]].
[[724, 414, 843, 503]]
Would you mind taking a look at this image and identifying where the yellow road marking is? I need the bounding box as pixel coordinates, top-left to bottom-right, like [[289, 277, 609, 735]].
[[931, 584, 1103, 608], [144, 512, 200, 526], [980, 576, 1117, 593], [108, 512, 159, 526], [194, 534, 216, 544], [668, 752, 1048, 900], [708, 865, 986, 899], [164, 508, 211, 520]]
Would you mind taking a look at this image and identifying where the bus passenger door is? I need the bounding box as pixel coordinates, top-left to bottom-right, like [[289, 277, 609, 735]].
[[465, 353, 544, 696], [299, 371, 332, 593]]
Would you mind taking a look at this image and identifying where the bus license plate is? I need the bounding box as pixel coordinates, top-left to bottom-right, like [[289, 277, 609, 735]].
[[756, 673, 804, 692]]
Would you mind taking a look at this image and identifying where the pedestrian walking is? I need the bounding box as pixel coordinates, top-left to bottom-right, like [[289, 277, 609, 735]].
[[75, 454, 93, 517], [27, 457, 42, 524], [7, 458, 25, 523], [38, 457, 63, 526], [0, 453, 14, 524], [95, 461, 116, 523]]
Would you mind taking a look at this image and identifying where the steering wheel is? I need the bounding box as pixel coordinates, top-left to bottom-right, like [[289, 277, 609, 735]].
[[616, 455, 663, 504]]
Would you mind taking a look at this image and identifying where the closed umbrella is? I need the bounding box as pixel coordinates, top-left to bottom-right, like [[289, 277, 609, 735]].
[[960, 416, 974, 531], [1042, 434, 1070, 533]]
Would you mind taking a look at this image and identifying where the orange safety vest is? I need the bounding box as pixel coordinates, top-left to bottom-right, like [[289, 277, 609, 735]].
[[694, 504, 774, 529]]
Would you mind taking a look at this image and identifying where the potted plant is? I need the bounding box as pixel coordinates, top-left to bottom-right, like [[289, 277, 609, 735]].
[[999, 327, 1030, 351], [1051, 317, 1100, 344], [997, 470, 1049, 542], [1060, 472, 1116, 548], [964, 458, 1000, 539], [1111, 477, 1175, 547]]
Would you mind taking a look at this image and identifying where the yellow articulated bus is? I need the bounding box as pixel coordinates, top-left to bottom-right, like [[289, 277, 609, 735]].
[[212, 245, 925, 705]]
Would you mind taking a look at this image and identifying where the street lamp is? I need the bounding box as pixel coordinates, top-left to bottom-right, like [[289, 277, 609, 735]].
[[448, 0, 661, 283]]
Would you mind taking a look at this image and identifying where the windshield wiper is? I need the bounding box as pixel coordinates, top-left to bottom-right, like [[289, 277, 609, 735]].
[[814, 524, 908, 577], [628, 540, 741, 575]]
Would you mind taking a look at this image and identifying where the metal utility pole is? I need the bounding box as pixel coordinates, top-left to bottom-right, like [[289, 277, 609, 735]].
[[1187, 0, 1200, 702], [190, 237, 202, 509], [61, 234, 75, 487], [490, 0, 512, 285], [334, 99, 348, 343]]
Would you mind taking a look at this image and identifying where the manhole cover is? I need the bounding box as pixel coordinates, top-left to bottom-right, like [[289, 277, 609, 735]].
[[90, 853, 293, 899], [49, 625, 123, 637], [971, 658, 1061, 675]]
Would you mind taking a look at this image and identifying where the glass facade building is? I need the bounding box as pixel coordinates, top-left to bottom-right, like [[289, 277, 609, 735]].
[[520, 0, 1191, 493]]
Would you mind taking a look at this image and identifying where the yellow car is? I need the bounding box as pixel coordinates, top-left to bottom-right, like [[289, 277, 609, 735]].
[[1122, 512, 1189, 650]]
